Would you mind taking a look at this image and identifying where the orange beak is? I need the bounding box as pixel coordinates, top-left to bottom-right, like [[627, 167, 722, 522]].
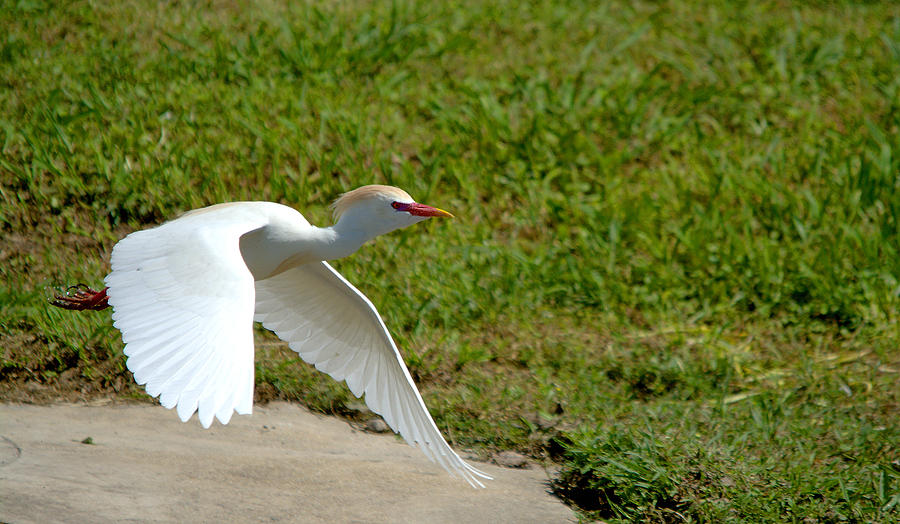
[[406, 203, 454, 218]]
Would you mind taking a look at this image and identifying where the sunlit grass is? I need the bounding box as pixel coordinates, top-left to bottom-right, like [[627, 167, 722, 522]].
[[3, 0, 900, 521]]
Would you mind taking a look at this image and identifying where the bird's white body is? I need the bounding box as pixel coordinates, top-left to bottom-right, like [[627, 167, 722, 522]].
[[102, 186, 490, 487]]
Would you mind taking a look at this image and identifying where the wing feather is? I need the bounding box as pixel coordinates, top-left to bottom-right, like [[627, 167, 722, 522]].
[[254, 262, 491, 487], [105, 205, 269, 428], [343, 343, 371, 397]]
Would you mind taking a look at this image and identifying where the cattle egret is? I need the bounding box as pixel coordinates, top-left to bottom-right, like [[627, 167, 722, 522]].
[[52, 185, 491, 487]]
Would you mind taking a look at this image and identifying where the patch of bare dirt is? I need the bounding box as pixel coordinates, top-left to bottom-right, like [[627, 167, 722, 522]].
[[0, 326, 140, 404]]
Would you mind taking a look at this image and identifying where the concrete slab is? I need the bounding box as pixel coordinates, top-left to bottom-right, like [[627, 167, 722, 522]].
[[0, 402, 573, 523]]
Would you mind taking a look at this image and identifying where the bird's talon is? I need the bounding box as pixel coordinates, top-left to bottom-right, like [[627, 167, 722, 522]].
[[49, 284, 110, 311]]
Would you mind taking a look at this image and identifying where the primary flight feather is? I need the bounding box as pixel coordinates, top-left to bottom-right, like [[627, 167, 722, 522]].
[[52, 185, 491, 488]]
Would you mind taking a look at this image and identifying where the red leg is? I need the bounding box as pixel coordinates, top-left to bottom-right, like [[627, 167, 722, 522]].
[[50, 284, 110, 311]]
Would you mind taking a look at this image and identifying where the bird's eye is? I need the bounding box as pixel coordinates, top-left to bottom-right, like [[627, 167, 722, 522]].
[[391, 202, 403, 210]]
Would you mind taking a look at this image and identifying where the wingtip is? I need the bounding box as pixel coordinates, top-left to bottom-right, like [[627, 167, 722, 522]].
[[460, 460, 493, 488], [176, 400, 198, 424], [199, 410, 215, 429]]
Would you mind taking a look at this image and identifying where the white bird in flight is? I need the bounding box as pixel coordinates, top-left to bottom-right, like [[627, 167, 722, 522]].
[[52, 185, 491, 487]]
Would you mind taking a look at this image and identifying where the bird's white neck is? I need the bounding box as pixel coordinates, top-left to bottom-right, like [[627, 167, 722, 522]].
[[239, 218, 375, 281], [310, 221, 373, 261]]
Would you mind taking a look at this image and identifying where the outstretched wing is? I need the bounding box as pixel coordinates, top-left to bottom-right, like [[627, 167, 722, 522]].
[[105, 206, 269, 428], [254, 262, 492, 487]]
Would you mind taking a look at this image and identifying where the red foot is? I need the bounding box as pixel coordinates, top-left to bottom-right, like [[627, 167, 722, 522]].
[[50, 284, 110, 311]]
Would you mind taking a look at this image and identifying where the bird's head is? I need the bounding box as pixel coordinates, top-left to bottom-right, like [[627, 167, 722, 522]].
[[331, 185, 453, 239]]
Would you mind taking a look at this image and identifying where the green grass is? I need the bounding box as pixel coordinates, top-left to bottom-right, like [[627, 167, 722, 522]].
[[3, 0, 900, 521]]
